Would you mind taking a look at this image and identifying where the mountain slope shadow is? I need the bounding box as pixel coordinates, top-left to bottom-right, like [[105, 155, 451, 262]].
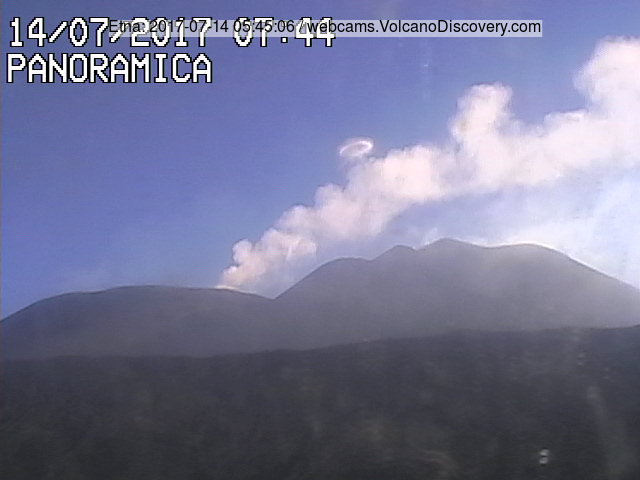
[[2, 326, 639, 480]]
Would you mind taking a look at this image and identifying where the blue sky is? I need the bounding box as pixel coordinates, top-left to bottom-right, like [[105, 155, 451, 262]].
[[3, 0, 640, 315]]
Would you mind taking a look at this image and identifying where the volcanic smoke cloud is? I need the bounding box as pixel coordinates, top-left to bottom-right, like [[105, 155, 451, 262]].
[[338, 137, 375, 160], [219, 37, 640, 292]]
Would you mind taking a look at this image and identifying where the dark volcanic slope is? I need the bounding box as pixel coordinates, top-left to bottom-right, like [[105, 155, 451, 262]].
[[276, 239, 640, 341], [3, 240, 640, 358], [2, 327, 640, 480], [2, 286, 288, 358]]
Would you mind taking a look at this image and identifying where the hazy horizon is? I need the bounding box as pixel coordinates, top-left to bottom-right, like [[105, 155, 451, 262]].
[[3, 237, 639, 319]]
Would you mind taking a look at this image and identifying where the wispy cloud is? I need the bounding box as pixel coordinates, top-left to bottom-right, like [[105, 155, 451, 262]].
[[441, 169, 638, 289], [219, 37, 640, 292]]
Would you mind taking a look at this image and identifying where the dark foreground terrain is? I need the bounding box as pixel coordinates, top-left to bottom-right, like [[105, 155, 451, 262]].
[[2, 326, 639, 480]]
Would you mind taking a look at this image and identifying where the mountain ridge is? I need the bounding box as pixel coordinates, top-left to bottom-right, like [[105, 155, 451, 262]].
[[3, 239, 640, 358]]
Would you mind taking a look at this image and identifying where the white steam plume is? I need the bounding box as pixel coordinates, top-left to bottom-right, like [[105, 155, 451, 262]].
[[219, 37, 640, 291], [338, 137, 375, 160]]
